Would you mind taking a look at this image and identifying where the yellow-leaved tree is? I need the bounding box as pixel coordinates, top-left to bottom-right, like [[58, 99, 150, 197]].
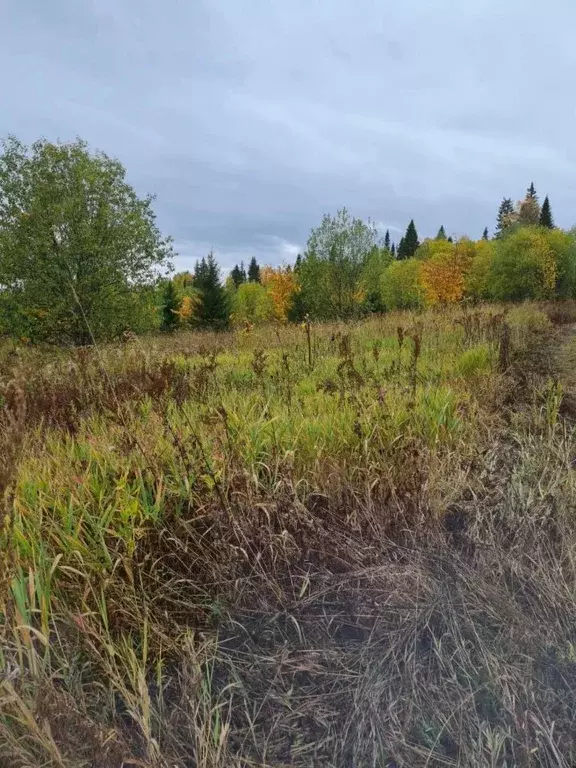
[[176, 294, 199, 324], [417, 237, 484, 306], [261, 265, 300, 322], [418, 250, 465, 306]]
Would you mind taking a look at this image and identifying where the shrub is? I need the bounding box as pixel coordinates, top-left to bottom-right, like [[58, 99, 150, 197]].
[[231, 281, 275, 326], [381, 259, 423, 310], [490, 229, 556, 301], [465, 240, 496, 300]]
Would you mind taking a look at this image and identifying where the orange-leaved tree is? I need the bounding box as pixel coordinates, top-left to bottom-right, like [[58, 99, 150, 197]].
[[261, 265, 300, 322]]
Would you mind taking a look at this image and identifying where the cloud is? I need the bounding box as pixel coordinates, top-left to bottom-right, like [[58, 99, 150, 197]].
[[2, 0, 576, 266]]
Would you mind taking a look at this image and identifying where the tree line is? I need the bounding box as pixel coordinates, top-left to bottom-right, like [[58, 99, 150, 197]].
[[0, 136, 574, 345]]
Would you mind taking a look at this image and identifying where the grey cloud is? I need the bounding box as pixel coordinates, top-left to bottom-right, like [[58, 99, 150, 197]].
[[2, 0, 576, 273]]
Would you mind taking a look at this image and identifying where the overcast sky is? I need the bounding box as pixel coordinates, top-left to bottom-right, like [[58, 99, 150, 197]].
[[2, 1, 576, 272]]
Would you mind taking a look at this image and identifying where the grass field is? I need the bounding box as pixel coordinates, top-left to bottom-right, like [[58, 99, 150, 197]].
[[2, 302, 576, 767]]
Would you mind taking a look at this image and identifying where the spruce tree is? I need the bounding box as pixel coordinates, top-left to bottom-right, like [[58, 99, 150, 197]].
[[539, 195, 554, 228], [195, 252, 229, 328], [294, 253, 302, 272], [436, 225, 447, 240], [161, 280, 180, 332], [397, 220, 419, 260], [230, 262, 247, 288], [248, 256, 261, 283], [390, 242, 396, 258], [496, 198, 515, 237], [527, 182, 538, 201], [482, 227, 489, 240], [384, 229, 391, 250]]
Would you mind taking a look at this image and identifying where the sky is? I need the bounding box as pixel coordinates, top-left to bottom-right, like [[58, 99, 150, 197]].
[[2, 0, 576, 273]]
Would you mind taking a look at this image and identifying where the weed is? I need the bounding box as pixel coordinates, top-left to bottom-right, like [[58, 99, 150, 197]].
[[1, 302, 576, 766], [457, 343, 493, 378]]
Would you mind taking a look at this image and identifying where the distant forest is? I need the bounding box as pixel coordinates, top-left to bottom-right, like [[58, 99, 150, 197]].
[[0, 136, 572, 344]]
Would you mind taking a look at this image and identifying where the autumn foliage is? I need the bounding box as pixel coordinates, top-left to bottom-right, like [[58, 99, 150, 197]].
[[261, 265, 300, 322], [176, 294, 198, 323], [418, 250, 466, 306]]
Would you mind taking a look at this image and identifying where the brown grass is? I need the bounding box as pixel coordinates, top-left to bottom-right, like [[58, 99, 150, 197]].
[[1, 304, 576, 766]]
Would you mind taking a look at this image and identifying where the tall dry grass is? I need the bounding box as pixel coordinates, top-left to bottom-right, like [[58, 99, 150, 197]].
[[1, 302, 575, 766]]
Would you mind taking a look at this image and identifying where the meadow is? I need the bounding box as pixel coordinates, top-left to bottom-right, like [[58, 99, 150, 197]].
[[2, 301, 576, 767]]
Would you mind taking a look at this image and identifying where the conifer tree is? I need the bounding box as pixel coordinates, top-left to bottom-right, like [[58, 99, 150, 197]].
[[482, 227, 489, 240], [518, 195, 540, 226], [436, 225, 447, 240], [539, 195, 554, 229], [384, 229, 391, 250], [390, 242, 396, 258], [195, 251, 229, 328], [248, 256, 261, 283], [496, 198, 515, 237], [230, 263, 246, 288], [397, 220, 419, 260], [527, 182, 538, 201], [161, 280, 180, 332]]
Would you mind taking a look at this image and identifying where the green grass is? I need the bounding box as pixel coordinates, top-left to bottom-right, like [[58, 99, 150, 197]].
[[3, 302, 576, 766]]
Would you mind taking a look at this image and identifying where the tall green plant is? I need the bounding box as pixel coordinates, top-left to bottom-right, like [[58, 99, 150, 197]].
[[397, 220, 420, 260], [0, 136, 173, 344], [160, 280, 180, 332], [194, 251, 229, 328], [298, 208, 378, 319]]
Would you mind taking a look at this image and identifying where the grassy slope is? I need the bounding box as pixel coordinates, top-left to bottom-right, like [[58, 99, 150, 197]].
[[1, 303, 576, 766]]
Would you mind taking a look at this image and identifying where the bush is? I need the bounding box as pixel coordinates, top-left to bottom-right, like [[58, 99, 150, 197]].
[[490, 229, 556, 301], [381, 259, 423, 310], [231, 282, 275, 326], [465, 240, 495, 300], [546, 228, 576, 298]]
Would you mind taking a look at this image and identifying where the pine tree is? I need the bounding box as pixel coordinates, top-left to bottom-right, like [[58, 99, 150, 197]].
[[195, 252, 229, 328], [384, 229, 391, 250], [161, 280, 180, 332], [397, 220, 419, 260], [527, 182, 538, 201], [436, 225, 447, 240], [539, 195, 554, 228], [248, 256, 261, 283], [496, 198, 515, 237], [390, 242, 396, 258], [482, 227, 489, 240]]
